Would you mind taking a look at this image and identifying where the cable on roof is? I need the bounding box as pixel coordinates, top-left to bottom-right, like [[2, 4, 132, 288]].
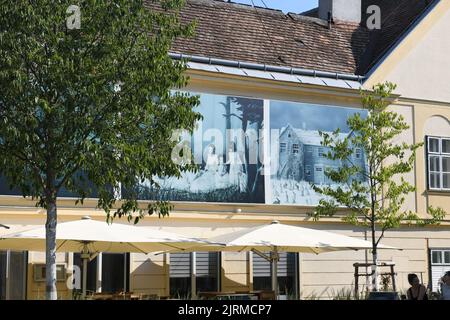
[[250, 0, 286, 65]]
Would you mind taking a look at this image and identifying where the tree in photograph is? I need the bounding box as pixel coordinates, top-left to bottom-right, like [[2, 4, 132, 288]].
[[230, 97, 264, 200], [311, 82, 446, 291], [0, 0, 201, 299]]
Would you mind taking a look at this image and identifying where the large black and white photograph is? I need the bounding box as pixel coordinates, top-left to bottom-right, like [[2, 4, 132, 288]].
[[136, 92, 265, 203], [269, 100, 368, 205]]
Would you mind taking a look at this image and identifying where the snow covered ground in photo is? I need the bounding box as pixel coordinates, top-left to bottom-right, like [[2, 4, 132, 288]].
[[271, 179, 340, 205]]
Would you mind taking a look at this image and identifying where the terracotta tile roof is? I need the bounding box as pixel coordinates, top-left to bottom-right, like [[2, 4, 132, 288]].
[[165, 0, 370, 75], [358, 0, 437, 74], [147, 0, 437, 76]]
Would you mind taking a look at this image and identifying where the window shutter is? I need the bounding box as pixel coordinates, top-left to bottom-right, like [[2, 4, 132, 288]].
[[253, 253, 271, 277], [170, 253, 191, 278], [196, 252, 218, 277], [253, 252, 295, 277]]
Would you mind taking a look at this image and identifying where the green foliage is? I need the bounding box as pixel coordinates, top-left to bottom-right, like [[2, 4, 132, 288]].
[[0, 0, 201, 222], [311, 82, 445, 251]]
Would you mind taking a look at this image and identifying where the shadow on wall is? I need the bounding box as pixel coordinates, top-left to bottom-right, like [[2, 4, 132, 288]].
[[220, 266, 252, 293], [130, 255, 168, 297]]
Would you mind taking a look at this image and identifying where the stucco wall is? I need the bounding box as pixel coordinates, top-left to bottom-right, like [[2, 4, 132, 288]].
[[366, 1, 450, 103]]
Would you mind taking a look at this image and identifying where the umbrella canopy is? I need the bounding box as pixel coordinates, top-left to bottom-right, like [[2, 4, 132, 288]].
[[0, 216, 212, 299], [174, 220, 395, 254], [0, 216, 207, 253], [166, 220, 396, 298]]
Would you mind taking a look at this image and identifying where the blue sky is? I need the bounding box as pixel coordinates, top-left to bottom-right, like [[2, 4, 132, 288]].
[[233, 0, 318, 13], [270, 101, 366, 132]]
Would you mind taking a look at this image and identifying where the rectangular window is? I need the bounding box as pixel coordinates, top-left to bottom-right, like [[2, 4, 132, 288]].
[[170, 252, 220, 298], [432, 250, 443, 264], [445, 251, 450, 264], [0, 251, 27, 300], [355, 148, 362, 159], [430, 249, 450, 292], [305, 165, 311, 176], [73, 252, 129, 295], [279, 143, 286, 153], [292, 144, 299, 154], [318, 148, 324, 157], [427, 136, 450, 191], [253, 252, 298, 298]]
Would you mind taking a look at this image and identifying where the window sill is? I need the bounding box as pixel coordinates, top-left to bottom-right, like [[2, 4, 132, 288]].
[[426, 190, 450, 196]]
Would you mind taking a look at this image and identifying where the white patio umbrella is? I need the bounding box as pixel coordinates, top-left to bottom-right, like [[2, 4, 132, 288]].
[[168, 221, 396, 298], [0, 216, 211, 299]]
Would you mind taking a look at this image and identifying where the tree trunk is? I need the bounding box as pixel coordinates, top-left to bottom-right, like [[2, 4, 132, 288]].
[[224, 98, 232, 172], [371, 223, 379, 292], [46, 198, 58, 300]]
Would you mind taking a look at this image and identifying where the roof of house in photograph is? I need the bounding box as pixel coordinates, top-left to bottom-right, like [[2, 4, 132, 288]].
[[146, 0, 439, 77]]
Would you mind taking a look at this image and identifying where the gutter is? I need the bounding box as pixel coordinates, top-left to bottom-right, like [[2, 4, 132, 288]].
[[169, 52, 365, 83]]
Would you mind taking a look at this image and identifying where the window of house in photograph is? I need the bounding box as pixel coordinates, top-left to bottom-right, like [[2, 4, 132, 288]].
[[292, 144, 299, 154], [355, 148, 362, 159], [318, 148, 325, 157], [427, 136, 450, 191], [252, 252, 298, 298], [0, 251, 27, 300], [430, 249, 450, 293], [305, 165, 311, 176], [169, 252, 220, 298], [280, 143, 287, 153], [73, 253, 129, 295]]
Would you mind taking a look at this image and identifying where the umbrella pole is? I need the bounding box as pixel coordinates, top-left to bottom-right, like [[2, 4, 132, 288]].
[[271, 247, 279, 299], [81, 242, 89, 300]]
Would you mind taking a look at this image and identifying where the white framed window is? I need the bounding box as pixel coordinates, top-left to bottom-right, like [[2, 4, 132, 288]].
[[430, 249, 450, 293], [280, 143, 287, 153], [355, 148, 362, 160], [427, 136, 450, 191], [292, 144, 299, 154]]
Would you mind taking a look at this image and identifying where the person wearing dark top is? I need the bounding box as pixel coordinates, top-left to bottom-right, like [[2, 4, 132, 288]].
[[407, 273, 428, 300]]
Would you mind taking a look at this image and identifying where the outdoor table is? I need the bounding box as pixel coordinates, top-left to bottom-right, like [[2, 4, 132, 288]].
[[198, 291, 259, 300]]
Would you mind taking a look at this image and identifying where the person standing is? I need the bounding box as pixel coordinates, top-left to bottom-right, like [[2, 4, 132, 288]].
[[441, 271, 450, 300]]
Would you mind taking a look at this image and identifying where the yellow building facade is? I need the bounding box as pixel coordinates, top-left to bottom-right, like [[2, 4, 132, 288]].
[[1, 0, 450, 299]]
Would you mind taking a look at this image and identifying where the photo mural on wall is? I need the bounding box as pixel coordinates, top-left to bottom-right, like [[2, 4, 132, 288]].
[[135, 92, 265, 203], [0, 93, 368, 207], [268, 100, 368, 206]]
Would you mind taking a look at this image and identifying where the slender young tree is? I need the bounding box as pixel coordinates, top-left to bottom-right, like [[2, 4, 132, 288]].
[[0, 0, 201, 299], [311, 82, 445, 291]]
